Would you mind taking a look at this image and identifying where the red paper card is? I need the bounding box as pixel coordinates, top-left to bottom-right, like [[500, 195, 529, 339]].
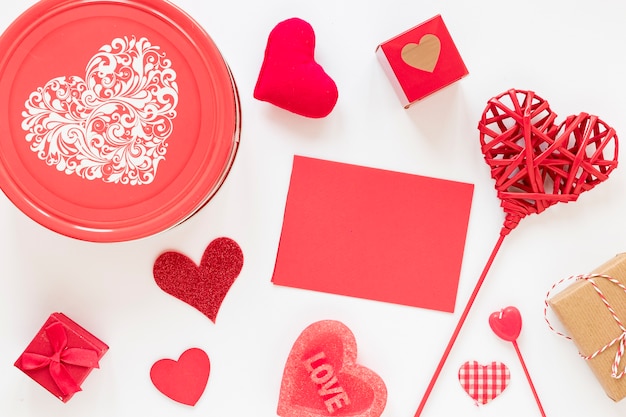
[[272, 156, 474, 312]]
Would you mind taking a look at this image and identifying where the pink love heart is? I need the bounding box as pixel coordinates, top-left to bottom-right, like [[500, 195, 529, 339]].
[[153, 237, 244, 322], [254, 17, 338, 118], [278, 320, 387, 417], [150, 348, 210, 406], [22, 36, 179, 185], [489, 306, 522, 342], [458, 361, 510, 405]]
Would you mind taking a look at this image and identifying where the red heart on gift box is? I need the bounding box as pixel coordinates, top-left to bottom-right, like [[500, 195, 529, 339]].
[[150, 348, 210, 406], [277, 320, 387, 417], [254, 17, 338, 118], [479, 89, 618, 233], [489, 306, 522, 342], [153, 237, 244, 322], [458, 361, 510, 405]]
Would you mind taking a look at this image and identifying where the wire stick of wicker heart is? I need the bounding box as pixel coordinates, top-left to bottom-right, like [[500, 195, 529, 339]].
[[413, 89, 618, 417], [414, 234, 504, 417]]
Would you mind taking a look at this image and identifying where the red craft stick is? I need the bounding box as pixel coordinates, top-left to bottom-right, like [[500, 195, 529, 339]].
[[512, 340, 547, 417], [414, 234, 505, 416]]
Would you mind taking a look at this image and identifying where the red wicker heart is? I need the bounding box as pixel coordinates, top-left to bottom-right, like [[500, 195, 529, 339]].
[[478, 89, 618, 235], [414, 89, 618, 417]]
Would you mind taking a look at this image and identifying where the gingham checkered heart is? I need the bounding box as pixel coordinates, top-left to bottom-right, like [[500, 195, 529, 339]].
[[458, 361, 510, 405]]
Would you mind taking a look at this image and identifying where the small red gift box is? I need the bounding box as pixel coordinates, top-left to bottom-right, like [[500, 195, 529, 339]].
[[14, 312, 108, 402], [376, 15, 468, 108]]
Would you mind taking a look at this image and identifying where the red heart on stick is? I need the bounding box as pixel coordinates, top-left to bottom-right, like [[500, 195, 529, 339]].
[[153, 237, 244, 322], [150, 348, 210, 406], [254, 17, 338, 118], [478, 89, 618, 235], [278, 320, 387, 417], [489, 306, 522, 342]]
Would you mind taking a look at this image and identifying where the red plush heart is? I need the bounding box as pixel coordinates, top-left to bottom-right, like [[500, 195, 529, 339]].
[[458, 361, 510, 405], [478, 89, 618, 235], [254, 17, 338, 118], [278, 320, 387, 417], [153, 237, 244, 322], [489, 306, 522, 342], [150, 348, 210, 406]]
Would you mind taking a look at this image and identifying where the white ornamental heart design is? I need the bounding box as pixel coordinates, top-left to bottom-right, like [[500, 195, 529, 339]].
[[21, 36, 179, 185]]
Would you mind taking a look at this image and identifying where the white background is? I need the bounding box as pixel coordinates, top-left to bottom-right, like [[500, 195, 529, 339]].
[[2, 0, 626, 416]]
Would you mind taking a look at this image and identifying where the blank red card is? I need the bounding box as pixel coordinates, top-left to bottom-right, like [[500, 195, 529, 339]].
[[272, 156, 474, 312]]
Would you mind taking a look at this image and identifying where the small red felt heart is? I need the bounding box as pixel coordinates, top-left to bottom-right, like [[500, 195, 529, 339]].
[[153, 237, 244, 322], [458, 361, 510, 405], [254, 17, 338, 118], [489, 306, 522, 342], [479, 89, 618, 234], [278, 320, 387, 417], [150, 348, 210, 406]]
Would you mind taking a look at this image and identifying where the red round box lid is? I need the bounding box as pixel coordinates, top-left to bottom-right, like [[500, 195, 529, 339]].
[[0, 0, 240, 242]]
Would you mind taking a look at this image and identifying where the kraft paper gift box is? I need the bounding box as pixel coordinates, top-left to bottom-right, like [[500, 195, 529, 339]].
[[548, 253, 626, 401], [14, 312, 108, 402]]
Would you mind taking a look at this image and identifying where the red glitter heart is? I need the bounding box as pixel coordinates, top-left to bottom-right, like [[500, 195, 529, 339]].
[[153, 237, 243, 322], [254, 17, 338, 118], [150, 348, 210, 406], [478, 89, 618, 235], [458, 361, 510, 405], [278, 320, 387, 417], [488, 306, 522, 342]]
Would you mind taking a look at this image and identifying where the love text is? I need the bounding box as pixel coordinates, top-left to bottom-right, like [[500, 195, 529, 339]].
[[303, 351, 351, 414]]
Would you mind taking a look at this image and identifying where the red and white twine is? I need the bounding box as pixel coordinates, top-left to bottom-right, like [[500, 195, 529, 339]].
[[545, 274, 626, 379]]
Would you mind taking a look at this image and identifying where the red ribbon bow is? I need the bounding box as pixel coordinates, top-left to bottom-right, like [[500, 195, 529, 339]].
[[20, 321, 101, 396]]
